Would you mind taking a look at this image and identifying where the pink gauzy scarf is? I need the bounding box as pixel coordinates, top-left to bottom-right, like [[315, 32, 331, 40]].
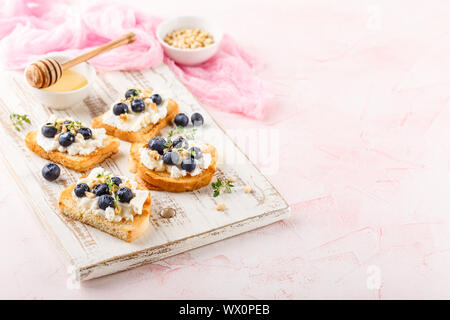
[[0, 0, 267, 119]]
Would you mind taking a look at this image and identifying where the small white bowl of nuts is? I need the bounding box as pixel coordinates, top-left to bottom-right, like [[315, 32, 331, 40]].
[[157, 16, 223, 66]]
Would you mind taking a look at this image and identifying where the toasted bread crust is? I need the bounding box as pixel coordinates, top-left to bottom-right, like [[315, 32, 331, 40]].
[[25, 131, 120, 173], [129, 142, 218, 192], [58, 184, 151, 242], [91, 99, 179, 143]]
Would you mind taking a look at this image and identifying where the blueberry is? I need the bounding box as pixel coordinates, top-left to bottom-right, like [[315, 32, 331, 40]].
[[41, 124, 57, 138], [111, 176, 122, 186], [125, 88, 139, 99], [172, 137, 189, 149], [163, 151, 180, 165], [58, 132, 75, 147], [181, 158, 196, 172], [174, 113, 189, 127], [150, 94, 162, 106], [115, 187, 133, 203], [189, 147, 202, 159], [74, 183, 90, 198], [191, 113, 204, 126], [42, 163, 60, 181], [131, 99, 145, 113], [113, 102, 128, 115], [77, 127, 92, 140], [98, 194, 115, 210], [148, 137, 167, 155], [92, 183, 109, 197]]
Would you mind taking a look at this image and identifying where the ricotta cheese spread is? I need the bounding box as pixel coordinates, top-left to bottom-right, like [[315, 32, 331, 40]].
[[102, 87, 169, 132], [37, 116, 107, 156], [73, 167, 149, 222], [139, 127, 213, 178]]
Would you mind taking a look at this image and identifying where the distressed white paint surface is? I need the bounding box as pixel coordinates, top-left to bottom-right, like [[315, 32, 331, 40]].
[[0, 65, 289, 281]]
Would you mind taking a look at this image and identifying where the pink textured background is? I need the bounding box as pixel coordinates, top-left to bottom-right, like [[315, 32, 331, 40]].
[[2, 0, 450, 299]]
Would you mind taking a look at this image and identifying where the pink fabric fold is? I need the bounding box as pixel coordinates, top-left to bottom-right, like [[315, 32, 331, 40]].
[[0, 0, 267, 119]]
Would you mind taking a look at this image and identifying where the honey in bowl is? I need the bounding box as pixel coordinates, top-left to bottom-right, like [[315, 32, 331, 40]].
[[43, 69, 88, 92]]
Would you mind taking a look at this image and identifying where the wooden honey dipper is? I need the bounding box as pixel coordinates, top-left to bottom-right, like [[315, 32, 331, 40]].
[[25, 32, 136, 89]]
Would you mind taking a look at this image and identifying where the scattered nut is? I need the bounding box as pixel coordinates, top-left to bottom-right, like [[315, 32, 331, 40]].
[[148, 150, 160, 161], [119, 113, 128, 121], [244, 185, 252, 193], [216, 203, 226, 211], [160, 207, 176, 219], [164, 28, 214, 50], [85, 191, 95, 199], [181, 149, 189, 157]]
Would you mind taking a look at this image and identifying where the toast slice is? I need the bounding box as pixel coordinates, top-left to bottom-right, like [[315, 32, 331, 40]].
[[91, 98, 179, 143], [129, 142, 218, 192], [25, 130, 120, 172], [58, 184, 151, 242]]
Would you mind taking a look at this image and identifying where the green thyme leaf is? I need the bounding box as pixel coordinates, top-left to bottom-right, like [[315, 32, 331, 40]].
[[105, 176, 119, 193], [211, 178, 234, 197], [10, 113, 31, 132], [164, 139, 172, 147], [66, 120, 83, 131], [186, 128, 197, 140], [128, 89, 142, 99]]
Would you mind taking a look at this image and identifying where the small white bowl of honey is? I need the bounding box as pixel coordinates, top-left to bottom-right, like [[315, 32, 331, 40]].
[[24, 55, 96, 110]]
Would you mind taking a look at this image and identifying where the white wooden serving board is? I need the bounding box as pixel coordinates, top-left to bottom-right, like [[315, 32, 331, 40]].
[[0, 64, 290, 281]]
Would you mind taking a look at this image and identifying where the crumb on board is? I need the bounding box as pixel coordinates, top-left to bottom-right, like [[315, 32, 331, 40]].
[[227, 177, 235, 183], [216, 203, 226, 211], [244, 185, 252, 193]]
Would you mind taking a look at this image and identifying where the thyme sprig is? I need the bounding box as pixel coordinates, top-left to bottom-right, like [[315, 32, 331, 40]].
[[97, 173, 120, 207], [128, 88, 142, 99], [105, 176, 119, 194], [10, 113, 31, 131], [163, 139, 172, 148], [65, 120, 83, 131], [165, 126, 198, 147], [186, 128, 197, 140], [212, 178, 234, 197]]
